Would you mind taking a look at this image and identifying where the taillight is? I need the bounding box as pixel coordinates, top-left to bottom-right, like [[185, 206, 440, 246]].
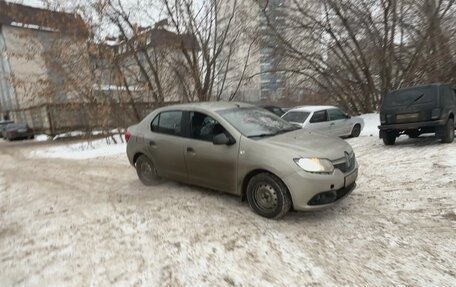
[[124, 131, 131, 142]]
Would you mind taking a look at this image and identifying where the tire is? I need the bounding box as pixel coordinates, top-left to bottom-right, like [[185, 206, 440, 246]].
[[246, 173, 291, 219], [350, 124, 361, 138], [441, 118, 454, 144], [407, 130, 420, 139], [135, 155, 161, 186], [382, 131, 396, 146]]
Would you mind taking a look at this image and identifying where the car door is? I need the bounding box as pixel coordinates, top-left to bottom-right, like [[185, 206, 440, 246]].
[[328, 108, 351, 136], [307, 110, 331, 134], [183, 111, 239, 194], [145, 110, 187, 182]]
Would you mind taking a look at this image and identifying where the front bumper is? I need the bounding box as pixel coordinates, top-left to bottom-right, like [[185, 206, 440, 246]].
[[283, 163, 358, 211]]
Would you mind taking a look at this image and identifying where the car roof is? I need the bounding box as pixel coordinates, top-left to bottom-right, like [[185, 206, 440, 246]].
[[389, 83, 451, 93], [7, 123, 27, 126], [157, 101, 255, 112], [287, 105, 337, 112]]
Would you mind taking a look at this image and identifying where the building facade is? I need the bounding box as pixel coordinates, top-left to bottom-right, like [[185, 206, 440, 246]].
[[0, 1, 88, 121]]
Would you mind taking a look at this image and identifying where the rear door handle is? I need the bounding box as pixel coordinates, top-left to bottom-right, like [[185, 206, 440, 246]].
[[149, 140, 156, 147], [330, 123, 335, 126], [187, 147, 196, 154]]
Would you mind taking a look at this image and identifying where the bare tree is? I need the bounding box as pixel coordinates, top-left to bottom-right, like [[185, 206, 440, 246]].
[[258, 0, 456, 113], [162, 0, 257, 101]]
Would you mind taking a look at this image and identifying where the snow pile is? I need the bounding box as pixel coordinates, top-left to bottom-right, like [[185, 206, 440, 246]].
[[34, 134, 50, 142], [30, 135, 126, 160], [359, 113, 380, 137]]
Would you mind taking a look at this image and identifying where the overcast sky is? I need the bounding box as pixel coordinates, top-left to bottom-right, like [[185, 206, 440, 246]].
[[9, 0, 166, 38]]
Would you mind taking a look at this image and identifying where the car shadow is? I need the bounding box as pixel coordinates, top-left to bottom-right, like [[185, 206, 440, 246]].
[[391, 133, 454, 147]]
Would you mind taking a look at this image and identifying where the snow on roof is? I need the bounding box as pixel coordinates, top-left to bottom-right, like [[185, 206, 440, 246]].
[[0, 1, 88, 37], [289, 105, 338, 112], [10, 21, 58, 32], [93, 85, 144, 92]]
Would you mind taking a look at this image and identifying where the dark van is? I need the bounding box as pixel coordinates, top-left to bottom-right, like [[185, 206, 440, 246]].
[[379, 83, 455, 145]]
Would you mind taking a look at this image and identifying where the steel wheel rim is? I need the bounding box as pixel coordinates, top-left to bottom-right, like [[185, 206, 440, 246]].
[[354, 126, 360, 136], [140, 160, 155, 179], [253, 183, 278, 211]]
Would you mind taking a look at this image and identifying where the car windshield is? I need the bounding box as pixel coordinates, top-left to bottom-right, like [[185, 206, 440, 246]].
[[282, 111, 310, 124], [218, 107, 300, 138]]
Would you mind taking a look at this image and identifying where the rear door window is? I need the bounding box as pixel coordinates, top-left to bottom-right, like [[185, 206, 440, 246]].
[[310, 111, 328, 123], [328, 109, 346, 121], [150, 111, 183, 136], [282, 111, 310, 123]]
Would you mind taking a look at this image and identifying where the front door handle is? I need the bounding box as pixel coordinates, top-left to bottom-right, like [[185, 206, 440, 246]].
[[149, 140, 156, 147], [187, 147, 196, 154], [330, 123, 335, 126]]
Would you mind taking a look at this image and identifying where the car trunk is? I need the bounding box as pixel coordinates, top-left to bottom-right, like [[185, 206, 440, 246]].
[[381, 86, 441, 124]]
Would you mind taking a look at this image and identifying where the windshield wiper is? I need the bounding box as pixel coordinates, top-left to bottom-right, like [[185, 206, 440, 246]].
[[405, 94, 424, 109], [248, 127, 300, 138], [248, 133, 277, 138], [278, 127, 301, 134]]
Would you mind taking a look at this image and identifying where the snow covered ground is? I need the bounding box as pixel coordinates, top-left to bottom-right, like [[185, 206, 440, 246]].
[[1, 117, 455, 286], [358, 113, 380, 137], [29, 135, 126, 160]]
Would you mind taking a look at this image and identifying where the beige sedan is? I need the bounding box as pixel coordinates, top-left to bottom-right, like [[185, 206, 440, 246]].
[[125, 102, 358, 219]]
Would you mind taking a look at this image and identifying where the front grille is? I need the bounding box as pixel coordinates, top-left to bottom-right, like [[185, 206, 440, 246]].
[[308, 183, 356, 206], [333, 153, 356, 173]]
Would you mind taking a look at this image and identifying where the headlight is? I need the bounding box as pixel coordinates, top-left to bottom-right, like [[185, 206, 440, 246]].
[[294, 157, 334, 174]]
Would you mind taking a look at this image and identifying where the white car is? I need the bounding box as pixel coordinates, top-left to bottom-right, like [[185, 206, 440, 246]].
[[281, 106, 364, 137]]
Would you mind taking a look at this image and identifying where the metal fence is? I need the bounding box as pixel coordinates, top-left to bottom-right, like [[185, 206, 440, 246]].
[[7, 102, 168, 135]]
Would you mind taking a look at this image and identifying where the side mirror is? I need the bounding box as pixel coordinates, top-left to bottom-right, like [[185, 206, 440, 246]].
[[345, 114, 351, 119], [213, 133, 230, 145]]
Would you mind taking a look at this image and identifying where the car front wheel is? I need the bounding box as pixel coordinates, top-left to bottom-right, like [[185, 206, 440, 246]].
[[246, 173, 291, 219], [135, 155, 161, 186], [441, 118, 454, 143]]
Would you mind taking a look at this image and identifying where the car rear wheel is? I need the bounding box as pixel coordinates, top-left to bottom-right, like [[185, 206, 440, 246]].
[[350, 124, 361, 138], [135, 155, 161, 186], [246, 173, 291, 219], [441, 118, 454, 144], [382, 131, 396, 145]]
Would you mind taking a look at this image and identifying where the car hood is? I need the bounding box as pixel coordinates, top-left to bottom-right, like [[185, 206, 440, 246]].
[[261, 130, 353, 160]]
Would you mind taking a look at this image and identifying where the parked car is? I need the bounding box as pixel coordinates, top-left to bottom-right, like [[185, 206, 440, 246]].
[[0, 120, 14, 138], [2, 123, 35, 141], [125, 102, 358, 219], [281, 106, 365, 138], [260, 105, 285, 117], [379, 83, 456, 145]]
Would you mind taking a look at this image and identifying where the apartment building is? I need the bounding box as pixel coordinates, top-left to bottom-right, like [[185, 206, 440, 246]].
[[0, 0, 88, 121]]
